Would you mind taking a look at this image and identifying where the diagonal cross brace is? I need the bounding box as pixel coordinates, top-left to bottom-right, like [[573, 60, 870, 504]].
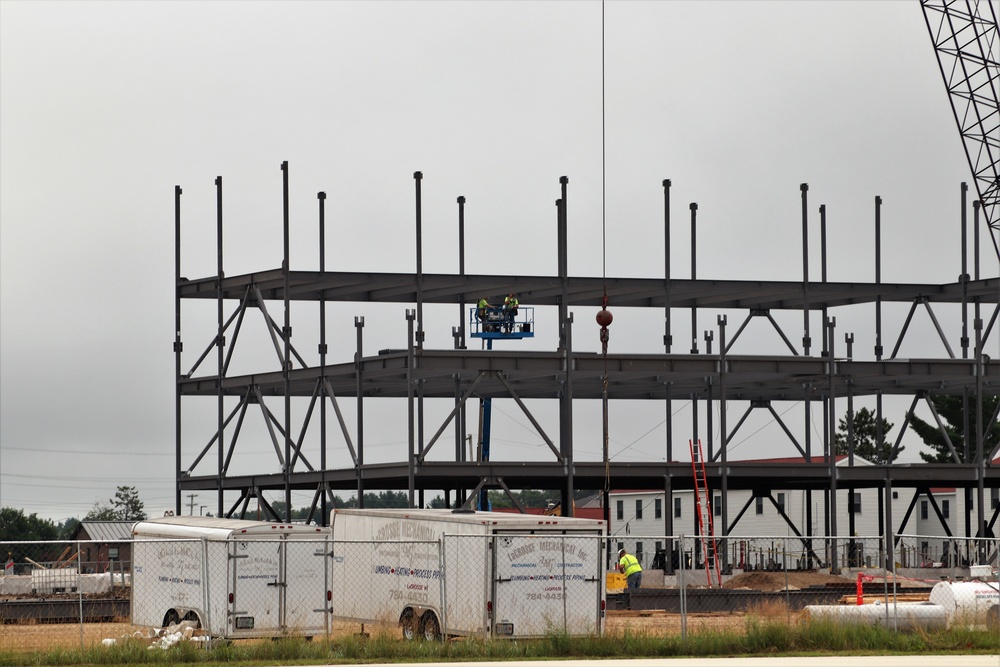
[[418, 372, 485, 461]]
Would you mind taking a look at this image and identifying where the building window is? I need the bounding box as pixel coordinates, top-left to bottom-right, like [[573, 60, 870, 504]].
[[920, 500, 928, 520], [850, 492, 862, 514], [777, 492, 786, 513], [108, 547, 119, 561], [674, 497, 682, 518], [755, 496, 764, 515], [892, 491, 898, 500], [636, 542, 644, 564], [655, 498, 662, 519], [942, 499, 950, 519], [713, 495, 721, 516], [991, 488, 999, 510], [616, 500, 624, 521], [635, 500, 643, 520], [617, 541, 624, 556]]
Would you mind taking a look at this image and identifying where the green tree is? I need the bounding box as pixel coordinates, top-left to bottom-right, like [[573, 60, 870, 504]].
[[0, 508, 59, 541], [909, 394, 1000, 463], [85, 485, 146, 521], [56, 517, 81, 540], [84, 502, 117, 521], [488, 489, 558, 509], [834, 407, 898, 463], [0, 508, 64, 566], [359, 491, 409, 508], [268, 502, 313, 521]]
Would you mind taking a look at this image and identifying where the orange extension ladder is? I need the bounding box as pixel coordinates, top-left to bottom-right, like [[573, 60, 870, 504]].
[[688, 439, 722, 587]]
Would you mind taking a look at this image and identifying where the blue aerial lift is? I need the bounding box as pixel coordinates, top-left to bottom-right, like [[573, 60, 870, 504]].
[[468, 304, 534, 509]]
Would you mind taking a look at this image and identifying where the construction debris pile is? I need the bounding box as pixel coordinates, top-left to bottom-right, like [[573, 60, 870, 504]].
[[101, 621, 210, 650]]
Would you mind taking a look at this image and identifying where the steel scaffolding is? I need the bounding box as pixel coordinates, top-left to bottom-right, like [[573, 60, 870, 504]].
[[173, 165, 1000, 571]]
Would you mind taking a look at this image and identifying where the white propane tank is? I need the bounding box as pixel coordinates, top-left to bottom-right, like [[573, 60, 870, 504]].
[[803, 603, 948, 631], [929, 580, 1000, 625]]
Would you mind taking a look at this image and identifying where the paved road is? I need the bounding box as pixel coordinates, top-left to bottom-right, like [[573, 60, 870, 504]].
[[311, 656, 998, 667]]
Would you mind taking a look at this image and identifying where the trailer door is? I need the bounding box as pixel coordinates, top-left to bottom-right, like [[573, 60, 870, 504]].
[[281, 538, 330, 636], [228, 539, 283, 637], [492, 533, 602, 637]]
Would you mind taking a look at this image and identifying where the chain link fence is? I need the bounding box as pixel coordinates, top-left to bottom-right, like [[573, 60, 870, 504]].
[[611, 533, 998, 636], [1, 532, 997, 652]]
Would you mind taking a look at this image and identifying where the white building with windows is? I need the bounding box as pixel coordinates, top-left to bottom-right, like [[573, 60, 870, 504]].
[[603, 456, 999, 571]]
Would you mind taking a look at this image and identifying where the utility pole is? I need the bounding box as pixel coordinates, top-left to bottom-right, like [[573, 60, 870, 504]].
[[187, 493, 198, 516]]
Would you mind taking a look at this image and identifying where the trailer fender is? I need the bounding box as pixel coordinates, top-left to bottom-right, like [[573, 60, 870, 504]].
[[399, 605, 440, 640], [162, 607, 203, 629]]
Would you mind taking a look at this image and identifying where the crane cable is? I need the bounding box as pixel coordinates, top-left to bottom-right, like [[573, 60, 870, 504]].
[[600, 0, 612, 498]]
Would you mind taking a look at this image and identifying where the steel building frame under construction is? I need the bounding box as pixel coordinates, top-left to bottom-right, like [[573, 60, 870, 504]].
[[173, 164, 1000, 571]]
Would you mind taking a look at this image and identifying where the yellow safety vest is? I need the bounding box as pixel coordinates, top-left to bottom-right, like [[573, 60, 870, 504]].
[[619, 553, 641, 577]]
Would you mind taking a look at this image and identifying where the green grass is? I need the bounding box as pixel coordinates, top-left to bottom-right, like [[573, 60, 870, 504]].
[[2, 621, 997, 666]]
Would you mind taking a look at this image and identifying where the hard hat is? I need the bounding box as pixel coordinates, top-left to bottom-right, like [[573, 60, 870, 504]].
[[619, 548, 626, 555]]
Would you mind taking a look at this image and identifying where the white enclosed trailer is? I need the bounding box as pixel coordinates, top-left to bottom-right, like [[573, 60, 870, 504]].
[[131, 516, 329, 639], [328, 508, 607, 640]]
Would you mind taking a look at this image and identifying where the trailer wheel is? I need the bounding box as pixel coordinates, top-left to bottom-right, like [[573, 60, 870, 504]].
[[182, 611, 201, 628], [163, 610, 180, 627], [419, 611, 441, 641], [400, 608, 417, 640]]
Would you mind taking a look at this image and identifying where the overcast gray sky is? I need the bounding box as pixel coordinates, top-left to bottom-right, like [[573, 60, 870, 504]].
[[1, 1, 993, 522]]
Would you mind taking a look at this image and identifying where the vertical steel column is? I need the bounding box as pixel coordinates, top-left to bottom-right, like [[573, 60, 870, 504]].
[[173, 185, 183, 517], [659, 178, 677, 560], [414, 172, 424, 349], [801, 184, 811, 355], [558, 176, 569, 350], [664, 475, 674, 575], [215, 175, 225, 518], [281, 161, 292, 521], [689, 199, 699, 525], [456, 196, 467, 470], [556, 176, 574, 514], [413, 172, 425, 509], [875, 196, 883, 359], [973, 199, 987, 561], [874, 195, 886, 539], [406, 310, 416, 507], [689, 202, 698, 354], [827, 316, 839, 574], [846, 385, 857, 551], [457, 196, 466, 350], [884, 473, 894, 576], [820, 203, 828, 353], [563, 314, 574, 515], [663, 179, 672, 353], [717, 315, 729, 571], [805, 384, 814, 549], [961, 183, 970, 358], [961, 183, 973, 539], [318, 191, 328, 524], [355, 316, 365, 507]]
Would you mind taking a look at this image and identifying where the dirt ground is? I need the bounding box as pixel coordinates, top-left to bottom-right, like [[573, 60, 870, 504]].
[[721, 570, 855, 591]]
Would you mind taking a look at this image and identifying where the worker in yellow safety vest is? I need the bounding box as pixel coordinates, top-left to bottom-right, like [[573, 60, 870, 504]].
[[502, 293, 519, 333], [618, 548, 643, 589]]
